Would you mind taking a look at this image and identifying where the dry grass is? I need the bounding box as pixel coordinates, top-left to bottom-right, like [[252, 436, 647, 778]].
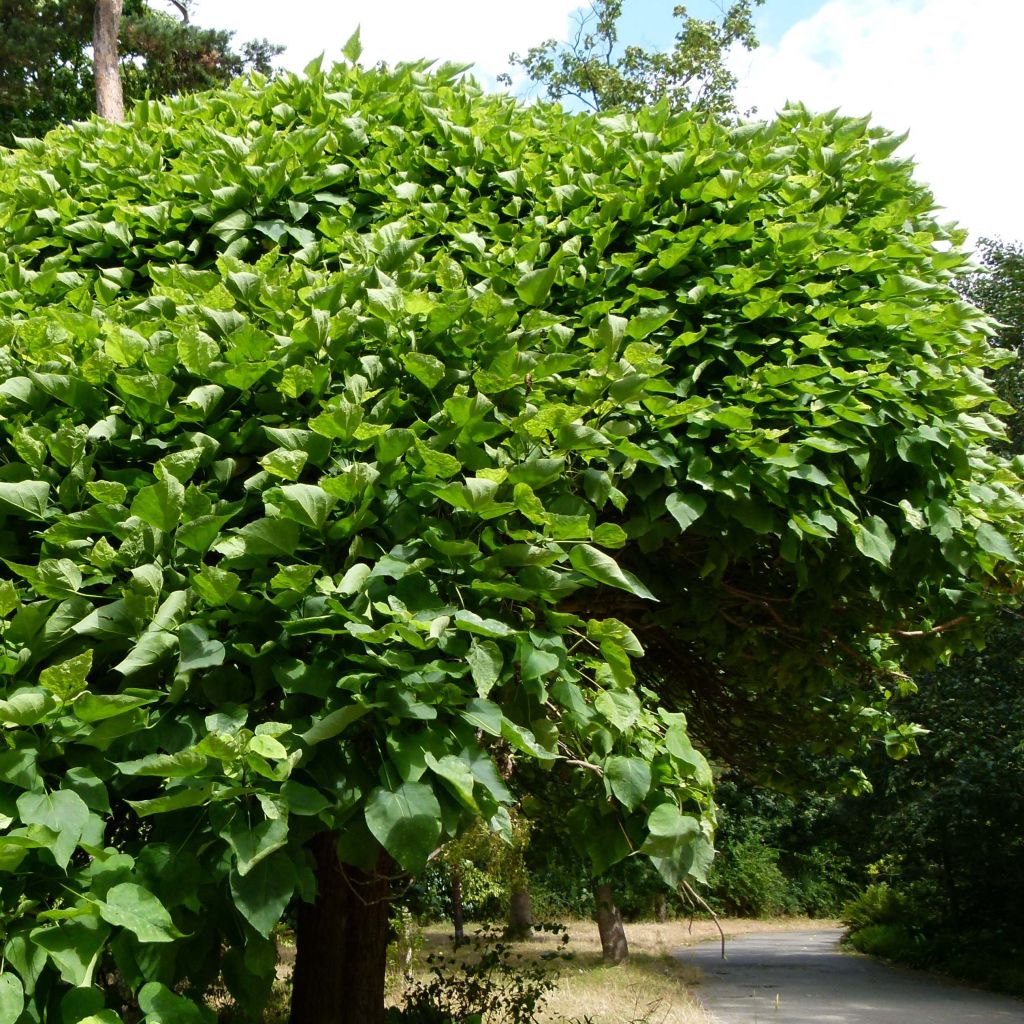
[[394, 917, 839, 1024]]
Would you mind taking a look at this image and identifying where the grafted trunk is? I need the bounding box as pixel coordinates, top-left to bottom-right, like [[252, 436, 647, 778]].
[[594, 883, 628, 964], [290, 833, 392, 1024], [506, 887, 533, 940], [93, 0, 125, 121]]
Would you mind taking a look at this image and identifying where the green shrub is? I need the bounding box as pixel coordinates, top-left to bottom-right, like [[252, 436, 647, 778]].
[[841, 883, 911, 931], [847, 924, 928, 964], [707, 837, 796, 918], [389, 925, 570, 1024]]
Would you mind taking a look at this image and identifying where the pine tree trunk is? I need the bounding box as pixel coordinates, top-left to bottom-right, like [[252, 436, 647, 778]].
[[93, 0, 125, 121], [594, 883, 628, 964], [290, 833, 393, 1024], [506, 887, 533, 940]]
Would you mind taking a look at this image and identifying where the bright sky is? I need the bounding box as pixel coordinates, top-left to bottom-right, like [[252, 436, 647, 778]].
[[179, 0, 1022, 244]]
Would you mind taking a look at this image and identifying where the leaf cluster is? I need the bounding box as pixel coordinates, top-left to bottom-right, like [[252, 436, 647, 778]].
[[0, 55, 1018, 1022]]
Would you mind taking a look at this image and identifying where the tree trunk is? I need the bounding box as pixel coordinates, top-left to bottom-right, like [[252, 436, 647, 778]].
[[290, 833, 393, 1024], [654, 892, 668, 923], [594, 883, 628, 964], [506, 887, 532, 940], [93, 0, 125, 121], [450, 866, 465, 945]]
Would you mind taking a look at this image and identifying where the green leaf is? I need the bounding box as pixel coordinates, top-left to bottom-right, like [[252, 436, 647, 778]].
[[0, 691, 56, 726], [131, 474, 185, 532], [224, 816, 289, 876], [342, 26, 363, 63], [30, 917, 109, 987], [39, 650, 93, 702], [461, 697, 503, 737], [364, 782, 441, 873], [113, 591, 189, 675], [466, 640, 503, 696], [976, 524, 1018, 562], [594, 690, 640, 732], [229, 852, 296, 937], [605, 756, 652, 811], [137, 982, 209, 1023], [99, 883, 181, 942], [516, 265, 558, 306], [569, 545, 657, 601], [300, 703, 371, 745], [178, 623, 226, 673], [854, 516, 896, 565], [192, 564, 240, 606], [424, 753, 478, 811], [0, 974, 24, 1024], [74, 690, 159, 722], [0, 481, 49, 519], [402, 352, 446, 389], [261, 448, 308, 481], [665, 492, 707, 532], [115, 749, 207, 778], [273, 483, 337, 529], [643, 803, 700, 858]]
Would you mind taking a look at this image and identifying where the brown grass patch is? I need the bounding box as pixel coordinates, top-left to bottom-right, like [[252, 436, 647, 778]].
[[390, 917, 839, 1023]]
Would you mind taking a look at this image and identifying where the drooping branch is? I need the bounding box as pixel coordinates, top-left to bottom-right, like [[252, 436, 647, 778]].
[[166, 0, 190, 23]]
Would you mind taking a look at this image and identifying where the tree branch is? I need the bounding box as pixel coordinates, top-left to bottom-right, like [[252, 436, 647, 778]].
[[891, 616, 970, 639]]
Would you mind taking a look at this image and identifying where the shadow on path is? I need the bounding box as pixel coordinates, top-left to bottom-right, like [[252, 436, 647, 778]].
[[677, 929, 1024, 1024]]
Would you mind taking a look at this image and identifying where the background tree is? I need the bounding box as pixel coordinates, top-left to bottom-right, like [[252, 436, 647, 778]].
[[830, 241, 1024, 993], [962, 238, 1024, 451], [94, 0, 125, 120], [0, 0, 281, 143], [499, 0, 764, 113]]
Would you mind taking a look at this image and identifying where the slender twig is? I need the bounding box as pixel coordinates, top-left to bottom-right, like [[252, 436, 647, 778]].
[[682, 880, 726, 960], [891, 615, 969, 638]]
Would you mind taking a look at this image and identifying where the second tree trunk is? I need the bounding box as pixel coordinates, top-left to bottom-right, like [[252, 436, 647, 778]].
[[290, 833, 393, 1024]]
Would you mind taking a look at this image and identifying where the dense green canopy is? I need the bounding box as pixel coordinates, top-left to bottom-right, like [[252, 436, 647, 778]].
[[0, 52, 1019, 1022]]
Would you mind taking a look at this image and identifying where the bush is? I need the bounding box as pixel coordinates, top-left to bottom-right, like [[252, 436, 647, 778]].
[[847, 924, 929, 964], [389, 925, 570, 1024], [841, 883, 911, 931], [707, 837, 797, 918]]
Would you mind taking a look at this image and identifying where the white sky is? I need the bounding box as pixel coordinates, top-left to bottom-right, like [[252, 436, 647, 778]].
[[179, 0, 1022, 243], [731, 0, 1024, 244]]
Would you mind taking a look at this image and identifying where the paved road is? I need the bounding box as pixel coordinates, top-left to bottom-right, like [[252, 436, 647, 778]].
[[677, 929, 1024, 1024]]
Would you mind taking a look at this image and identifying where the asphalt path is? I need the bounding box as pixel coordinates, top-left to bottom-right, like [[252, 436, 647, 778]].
[[677, 929, 1024, 1024]]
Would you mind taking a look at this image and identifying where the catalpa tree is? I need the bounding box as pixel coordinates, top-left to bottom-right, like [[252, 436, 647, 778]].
[[0, 43, 1020, 1024]]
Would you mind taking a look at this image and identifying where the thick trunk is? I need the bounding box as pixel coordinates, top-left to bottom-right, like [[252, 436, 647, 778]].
[[506, 887, 533, 940], [290, 833, 392, 1024], [594, 883, 628, 964], [93, 0, 125, 121], [450, 867, 465, 945]]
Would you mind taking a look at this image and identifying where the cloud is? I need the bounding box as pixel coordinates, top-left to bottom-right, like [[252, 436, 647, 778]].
[[732, 0, 1024, 243], [183, 0, 584, 85]]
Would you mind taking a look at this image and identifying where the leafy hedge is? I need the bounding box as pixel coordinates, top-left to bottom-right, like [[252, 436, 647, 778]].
[[0, 51, 1019, 1022]]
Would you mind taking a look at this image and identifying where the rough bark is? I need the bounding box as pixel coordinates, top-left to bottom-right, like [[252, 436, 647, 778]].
[[450, 867, 465, 944], [506, 887, 533, 940], [594, 883, 628, 964], [93, 0, 125, 121], [290, 833, 393, 1024]]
